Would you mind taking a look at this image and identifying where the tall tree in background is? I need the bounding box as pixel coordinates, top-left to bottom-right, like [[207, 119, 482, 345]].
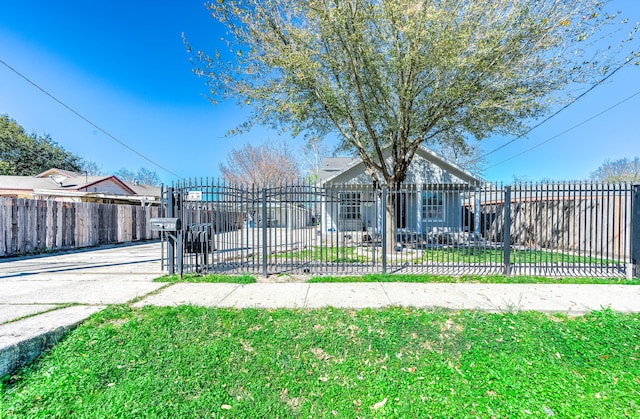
[[0, 115, 82, 175], [189, 0, 637, 187], [220, 142, 300, 187], [590, 157, 640, 183]]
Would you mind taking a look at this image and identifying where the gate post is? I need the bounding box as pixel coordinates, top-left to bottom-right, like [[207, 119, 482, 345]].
[[262, 188, 268, 277], [632, 184, 640, 279], [382, 186, 387, 273], [167, 187, 175, 276], [503, 186, 512, 276]]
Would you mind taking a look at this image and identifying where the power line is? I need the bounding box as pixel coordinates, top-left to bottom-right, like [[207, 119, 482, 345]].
[[0, 59, 183, 179], [478, 59, 635, 161], [485, 89, 640, 170]]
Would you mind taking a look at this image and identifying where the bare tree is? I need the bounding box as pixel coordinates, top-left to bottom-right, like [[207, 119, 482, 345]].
[[80, 160, 104, 176], [590, 157, 640, 183], [220, 142, 300, 187], [433, 140, 487, 176], [115, 167, 162, 186], [301, 137, 329, 183]]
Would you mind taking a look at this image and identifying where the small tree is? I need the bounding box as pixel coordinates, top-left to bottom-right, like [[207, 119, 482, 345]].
[[590, 157, 640, 183], [220, 142, 300, 188]]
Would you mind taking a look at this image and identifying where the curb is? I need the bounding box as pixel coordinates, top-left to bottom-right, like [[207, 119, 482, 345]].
[[0, 305, 105, 378]]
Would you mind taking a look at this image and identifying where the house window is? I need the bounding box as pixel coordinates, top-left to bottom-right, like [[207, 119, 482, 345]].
[[340, 192, 361, 220], [422, 191, 444, 221]]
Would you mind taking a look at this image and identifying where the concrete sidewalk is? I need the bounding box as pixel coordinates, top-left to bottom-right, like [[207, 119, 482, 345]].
[[2, 241, 640, 377], [133, 281, 640, 314]]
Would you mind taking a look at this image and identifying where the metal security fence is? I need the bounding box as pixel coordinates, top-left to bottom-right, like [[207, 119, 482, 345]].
[[156, 180, 639, 278]]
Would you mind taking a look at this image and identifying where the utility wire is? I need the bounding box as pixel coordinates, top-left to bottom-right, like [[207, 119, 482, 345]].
[[477, 59, 635, 161], [485, 89, 640, 170], [0, 59, 183, 179]]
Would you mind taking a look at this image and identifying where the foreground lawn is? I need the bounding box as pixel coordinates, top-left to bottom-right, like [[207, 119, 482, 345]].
[[2, 307, 639, 417]]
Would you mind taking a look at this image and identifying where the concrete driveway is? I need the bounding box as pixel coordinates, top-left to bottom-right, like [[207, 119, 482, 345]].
[[0, 242, 165, 316], [0, 241, 166, 377]]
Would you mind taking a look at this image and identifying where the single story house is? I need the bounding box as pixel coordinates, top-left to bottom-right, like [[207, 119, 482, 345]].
[[317, 146, 485, 236], [0, 168, 160, 206]]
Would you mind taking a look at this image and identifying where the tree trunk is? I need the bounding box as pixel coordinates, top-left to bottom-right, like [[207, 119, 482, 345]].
[[384, 187, 398, 255]]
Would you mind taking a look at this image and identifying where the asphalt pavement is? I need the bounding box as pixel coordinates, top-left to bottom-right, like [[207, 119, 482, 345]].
[[2, 241, 640, 377]]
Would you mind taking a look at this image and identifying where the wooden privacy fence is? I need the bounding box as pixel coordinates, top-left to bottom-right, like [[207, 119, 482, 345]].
[[0, 198, 159, 257], [480, 184, 633, 260]]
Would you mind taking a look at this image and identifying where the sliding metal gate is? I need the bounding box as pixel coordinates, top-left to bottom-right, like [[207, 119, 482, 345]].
[[157, 180, 639, 278]]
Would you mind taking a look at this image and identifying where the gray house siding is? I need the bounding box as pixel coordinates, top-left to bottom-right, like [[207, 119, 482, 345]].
[[319, 147, 483, 234], [321, 187, 466, 234], [322, 148, 480, 186]]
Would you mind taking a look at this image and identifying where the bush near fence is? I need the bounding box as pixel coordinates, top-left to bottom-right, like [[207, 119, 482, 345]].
[[0, 197, 159, 257]]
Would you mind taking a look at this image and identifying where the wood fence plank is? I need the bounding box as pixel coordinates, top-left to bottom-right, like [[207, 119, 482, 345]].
[[0, 198, 6, 256]]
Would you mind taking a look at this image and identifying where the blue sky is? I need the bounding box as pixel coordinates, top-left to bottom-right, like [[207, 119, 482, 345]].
[[1, 0, 639, 185]]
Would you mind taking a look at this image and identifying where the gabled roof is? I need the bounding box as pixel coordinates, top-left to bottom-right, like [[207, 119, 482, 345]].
[[316, 157, 359, 183], [35, 168, 80, 178], [79, 176, 137, 195], [319, 146, 485, 186], [0, 169, 160, 198]]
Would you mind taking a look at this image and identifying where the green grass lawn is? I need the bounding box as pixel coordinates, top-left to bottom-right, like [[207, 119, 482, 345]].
[[276, 246, 616, 266], [275, 246, 369, 263], [2, 306, 639, 418], [417, 247, 616, 265], [154, 273, 256, 284], [153, 272, 640, 285]]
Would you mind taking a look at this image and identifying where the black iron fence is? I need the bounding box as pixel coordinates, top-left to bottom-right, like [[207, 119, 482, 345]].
[[156, 179, 639, 278]]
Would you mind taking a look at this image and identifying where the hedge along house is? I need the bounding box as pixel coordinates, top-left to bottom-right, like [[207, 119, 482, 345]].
[[316, 146, 485, 241]]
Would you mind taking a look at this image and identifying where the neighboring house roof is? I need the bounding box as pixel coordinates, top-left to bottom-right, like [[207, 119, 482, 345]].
[[319, 146, 485, 186], [0, 169, 160, 203], [36, 168, 81, 178], [128, 182, 162, 196], [316, 157, 359, 184]]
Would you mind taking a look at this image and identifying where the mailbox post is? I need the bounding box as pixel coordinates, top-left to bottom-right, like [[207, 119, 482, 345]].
[[150, 214, 183, 277]]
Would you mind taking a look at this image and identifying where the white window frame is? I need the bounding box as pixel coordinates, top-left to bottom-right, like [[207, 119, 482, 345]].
[[422, 191, 445, 222], [339, 192, 361, 220]]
